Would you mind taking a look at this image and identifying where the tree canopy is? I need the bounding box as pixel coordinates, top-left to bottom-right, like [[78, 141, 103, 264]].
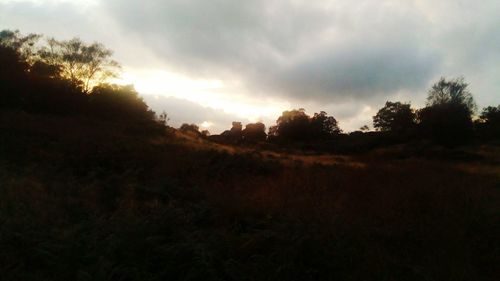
[[242, 122, 267, 142], [426, 77, 476, 114], [270, 109, 340, 141], [419, 77, 476, 145], [1, 29, 120, 94], [373, 101, 415, 132], [0, 29, 155, 125], [39, 38, 120, 93]]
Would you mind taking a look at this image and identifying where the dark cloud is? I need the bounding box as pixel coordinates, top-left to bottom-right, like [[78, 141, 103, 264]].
[[266, 44, 440, 103], [103, 0, 443, 103], [2, 0, 499, 131]]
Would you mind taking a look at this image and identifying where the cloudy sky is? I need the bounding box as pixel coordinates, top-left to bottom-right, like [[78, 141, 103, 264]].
[[1, 0, 499, 132]]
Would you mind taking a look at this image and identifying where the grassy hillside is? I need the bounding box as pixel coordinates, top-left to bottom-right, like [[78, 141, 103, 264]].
[[0, 111, 499, 281]]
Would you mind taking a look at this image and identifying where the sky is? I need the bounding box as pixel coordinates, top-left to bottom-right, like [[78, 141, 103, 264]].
[[1, 0, 499, 133]]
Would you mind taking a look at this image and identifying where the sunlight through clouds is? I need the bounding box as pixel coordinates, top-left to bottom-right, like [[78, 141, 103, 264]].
[[2, 0, 499, 132], [117, 68, 289, 124]]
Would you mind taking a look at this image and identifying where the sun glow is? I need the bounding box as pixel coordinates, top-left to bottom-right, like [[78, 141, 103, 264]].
[[116, 68, 289, 123]]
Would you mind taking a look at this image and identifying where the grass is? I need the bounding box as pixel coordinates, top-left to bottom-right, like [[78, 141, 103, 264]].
[[0, 111, 498, 280]]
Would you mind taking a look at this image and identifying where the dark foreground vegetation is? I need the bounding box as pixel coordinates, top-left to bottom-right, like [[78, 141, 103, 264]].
[[1, 30, 499, 280]]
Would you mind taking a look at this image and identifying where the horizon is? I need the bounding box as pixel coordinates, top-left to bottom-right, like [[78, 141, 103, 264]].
[[1, 0, 499, 133]]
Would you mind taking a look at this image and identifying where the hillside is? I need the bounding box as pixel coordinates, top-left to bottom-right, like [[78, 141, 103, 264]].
[[1, 111, 498, 281]]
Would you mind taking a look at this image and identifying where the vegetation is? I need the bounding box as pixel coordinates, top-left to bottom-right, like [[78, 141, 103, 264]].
[[1, 29, 499, 281], [373, 101, 415, 132]]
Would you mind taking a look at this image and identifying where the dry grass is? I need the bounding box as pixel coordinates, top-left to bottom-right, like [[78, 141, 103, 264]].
[[1, 112, 499, 281]]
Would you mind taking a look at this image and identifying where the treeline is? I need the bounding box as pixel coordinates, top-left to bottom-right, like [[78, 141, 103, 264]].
[[1, 30, 499, 149], [205, 77, 499, 148], [0, 30, 161, 134]]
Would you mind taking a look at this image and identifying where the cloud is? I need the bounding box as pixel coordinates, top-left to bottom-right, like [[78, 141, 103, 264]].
[[102, 0, 445, 103], [142, 95, 244, 133], [2, 0, 499, 131]]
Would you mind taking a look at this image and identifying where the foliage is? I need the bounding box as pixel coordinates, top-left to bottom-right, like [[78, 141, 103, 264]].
[[476, 105, 500, 139], [359, 125, 370, 132], [419, 77, 477, 145], [0, 30, 155, 124], [418, 103, 474, 145], [426, 77, 476, 114], [271, 109, 340, 141], [311, 111, 341, 137], [39, 37, 120, 93], [242, 122, 267, 142], [0, 29, 41, 63], [219, 122, 244, 143], [89, 84, 154, 121], [373, 101, 415, 132], [479, 105, 500, 124], [180, 123, 200, 134], [1, 29, 120, 94]]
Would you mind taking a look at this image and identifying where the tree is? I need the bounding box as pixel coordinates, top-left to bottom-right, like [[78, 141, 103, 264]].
[[39, 38, 120, 93], [418, 77, 476, 145], [0, 29, 41, 63], [220, 121, 244, 143], [310, 111, 341, 138], [0, 44, 30, 109], [157, 111, 169, 126], [476, 105, 500, 139], [1, 29, 121, 94], [89, 84, 153, 121], [180, 123, 200, 134], [274, 108, 311, 141], [373, 101, 415, 132], [360, 125, 370, 132], [272, 109, 340, 141], [427, 77, 476, 114], [242, 122, 267, 142], [479, 105, 500, 124]]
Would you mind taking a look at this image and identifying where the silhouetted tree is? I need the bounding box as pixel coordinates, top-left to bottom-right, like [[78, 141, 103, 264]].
[[373, 101, 415, 132], [242, 122, 267, 142], [180, 123, 200, 134], [360, 125, 370, 132], [273, 109, 311, 141], [272, 109, 340, 141], [0, 29, 41, 63], [476, 105, 500, 139], [89, 84, 153, 121], [220, 121, 244, 143], [156, 111, 169, 126], [426, 77, 476, 113], [0, 44, 29, 109], [38, 37, 120, 93], [418, 77, 476, 145], [311, 111, 341, 138]]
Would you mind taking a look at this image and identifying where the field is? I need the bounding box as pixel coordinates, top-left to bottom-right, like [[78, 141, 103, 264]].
[[1, 111, 499, 281]]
